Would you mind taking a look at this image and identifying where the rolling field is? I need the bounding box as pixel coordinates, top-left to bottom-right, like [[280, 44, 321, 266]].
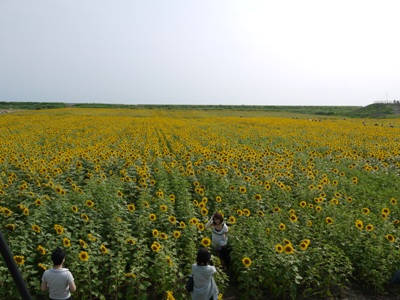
[[1, 108, 400, 299]]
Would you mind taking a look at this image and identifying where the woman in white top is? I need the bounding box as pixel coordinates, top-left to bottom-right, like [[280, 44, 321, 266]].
[[191, 248, 219, 300], [205, 212, 230, 268]]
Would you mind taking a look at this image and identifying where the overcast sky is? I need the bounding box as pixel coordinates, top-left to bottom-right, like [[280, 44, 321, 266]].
[[1, 1, 399, 106]]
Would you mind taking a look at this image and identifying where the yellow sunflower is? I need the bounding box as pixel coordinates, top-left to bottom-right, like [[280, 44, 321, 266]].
[[242, 257, 252, 267], [166, 255, 173, 266], [330, 199, 339, 205], [54, 224, 64, 235], [79, 251, 89, 262], [325, 217, 334, 224], [125, 204, 135, 212], [355, 220, 363, 230], [386, 234, 395, 243], [63, 238, 71, 247], [126, 237, 136, 245], [14, 256, 25, 265], [37, 245, 46, 255], [3, 207, 12, 216], [366, 224, 374, 231], [228, 216, 236, 224], [284, 244, 294, 254], [254, 194, 262, 201], [299, 242, 308, 251], [201, 237, 211, 247], [79, 239, 87, 248], [5, 224, 15, 230], [100, 244, 108, 254], [201, 208, 209, 216], [32, 224, 41, 233], [81, 214, 89, 222], [189, 218, 198, 225], [88, 233, 97, 242], [86, 200, 94, 208], [362, 208, 370, 214], [275, 244, 284, 253], [151, 242, 161, 252], [169, 194, 175, 203]]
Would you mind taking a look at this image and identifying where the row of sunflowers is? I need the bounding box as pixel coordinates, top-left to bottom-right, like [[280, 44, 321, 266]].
[[1, 108, 400, 299]]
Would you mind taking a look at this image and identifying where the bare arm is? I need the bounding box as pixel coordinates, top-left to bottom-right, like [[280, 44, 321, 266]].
[[205, 217, 213, 229], [40, 281, 48, 291], [204, 219, 213, 229], [69, 281, 76, 292]]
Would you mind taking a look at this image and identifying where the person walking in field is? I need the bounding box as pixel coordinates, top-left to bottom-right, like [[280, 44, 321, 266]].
[[191, 248, 219, 300], [41, 247, 76, 300], [205, 212, 230, 269]]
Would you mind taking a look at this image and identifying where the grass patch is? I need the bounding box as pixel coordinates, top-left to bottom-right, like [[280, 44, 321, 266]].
[[346, 103, 400, 118]]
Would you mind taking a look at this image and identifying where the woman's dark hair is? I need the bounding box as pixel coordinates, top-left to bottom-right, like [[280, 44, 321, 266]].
[[213, 212, 224, 223], [51, 247, 66, 265], [196, 248, 211, 266]]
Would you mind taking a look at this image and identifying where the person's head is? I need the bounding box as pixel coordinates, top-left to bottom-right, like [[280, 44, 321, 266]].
[[196, 248, 211, 266], [51, 247, 66, 266], [213, 212, 224, 225]]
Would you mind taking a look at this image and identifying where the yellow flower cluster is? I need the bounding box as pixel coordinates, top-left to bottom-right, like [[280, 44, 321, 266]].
[[0, 108, 399, 298]]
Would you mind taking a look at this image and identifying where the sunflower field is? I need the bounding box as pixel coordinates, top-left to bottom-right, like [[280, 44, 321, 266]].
[[1, 108, 400, 299]]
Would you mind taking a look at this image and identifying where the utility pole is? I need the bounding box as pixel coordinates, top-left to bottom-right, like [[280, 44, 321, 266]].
[[0, 231, 32, 300]]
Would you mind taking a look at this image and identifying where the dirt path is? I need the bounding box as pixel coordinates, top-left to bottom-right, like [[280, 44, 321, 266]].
[[222, 281, 400, 300], [338, 282, 400, 300]]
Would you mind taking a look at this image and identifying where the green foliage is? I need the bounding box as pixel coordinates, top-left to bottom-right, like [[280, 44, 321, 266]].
[[346, 103, 400, 118]]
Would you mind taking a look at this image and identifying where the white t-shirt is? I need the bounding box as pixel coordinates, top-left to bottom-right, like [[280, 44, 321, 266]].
[[42, 268, 74, 300], [212, 223, 228, 247], [191, 264, 219, 300]]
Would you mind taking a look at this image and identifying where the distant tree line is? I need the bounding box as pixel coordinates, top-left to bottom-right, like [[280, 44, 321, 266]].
[[0, 101, 65, 110], [0, 101, 363, 117]]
